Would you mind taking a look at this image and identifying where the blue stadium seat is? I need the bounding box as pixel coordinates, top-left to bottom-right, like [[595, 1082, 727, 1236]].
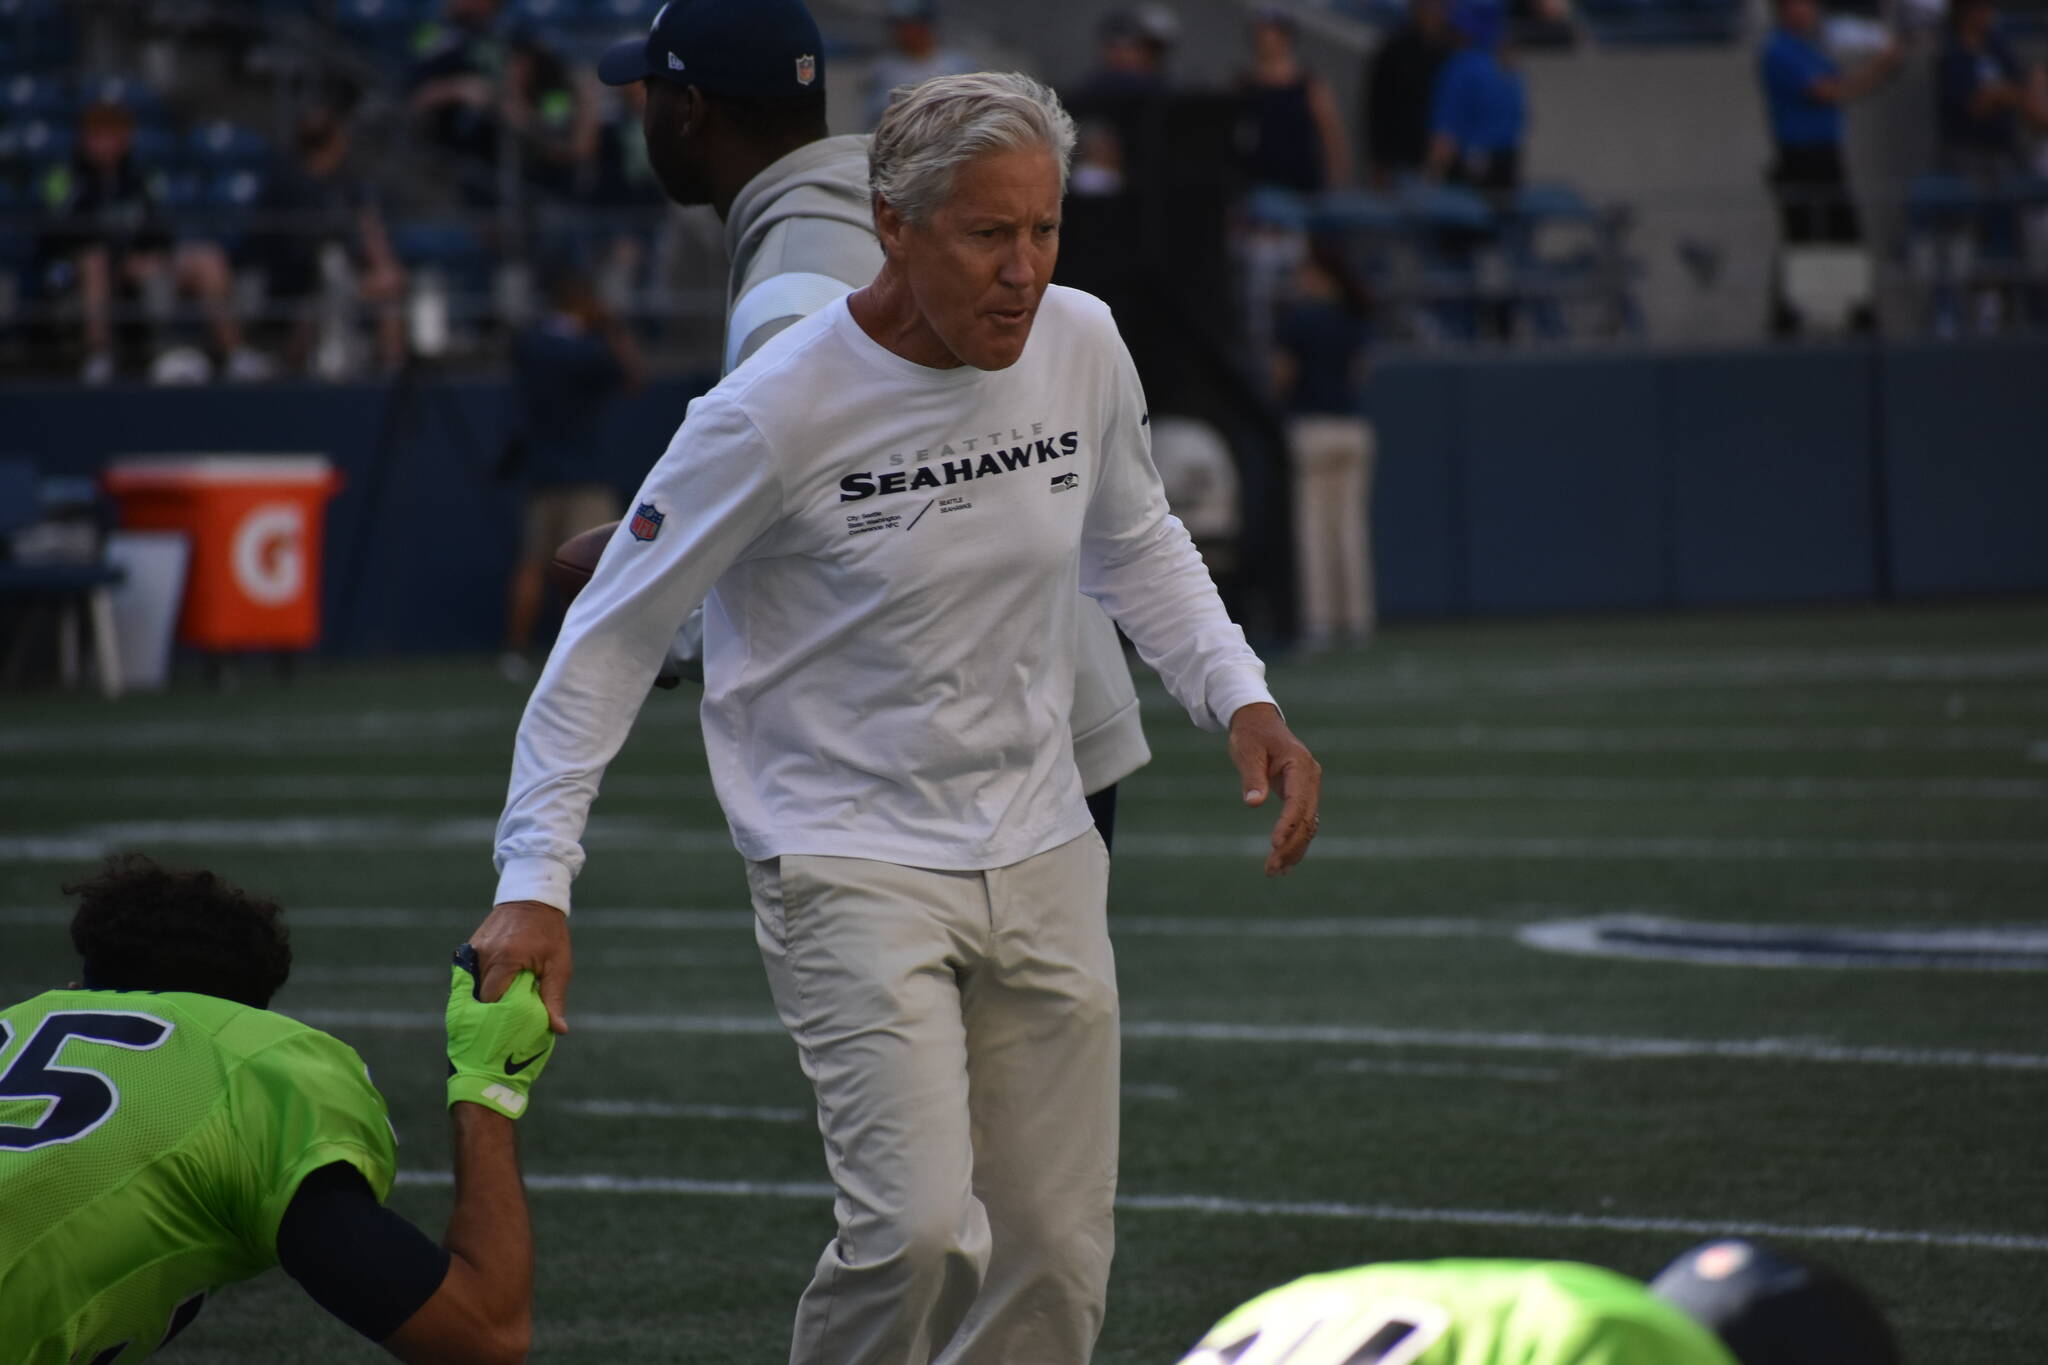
[[1, 72, 68, 120], [129, 126, 178, 166], [1512, 181, 1597, 224], [511, 0, 583, 25], [1400, 182, 1494, 234], [200, 168, 265, 250], [76, 74, 169, 124], [154, 168, 207, 210], [1906, 173, 1980, 229], [1244, 185, 1310, 231], [186, 122, 270, 170], [391, 220, 493, 293], [1311, 189, 1403, 235], [334, 0, 434, 60], [0, 119, 75, 167]]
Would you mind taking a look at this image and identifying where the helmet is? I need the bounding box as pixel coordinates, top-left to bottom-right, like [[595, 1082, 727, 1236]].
[[1649, 1240, 1899, 1365]]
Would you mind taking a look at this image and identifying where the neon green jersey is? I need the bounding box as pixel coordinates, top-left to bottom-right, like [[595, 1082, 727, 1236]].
[[0, 989, 398, 1365], [1180, 1260, 1740, 1365]]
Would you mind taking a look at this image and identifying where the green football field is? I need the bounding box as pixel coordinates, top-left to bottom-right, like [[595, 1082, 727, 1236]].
[[4, 600, 2046, 1363]]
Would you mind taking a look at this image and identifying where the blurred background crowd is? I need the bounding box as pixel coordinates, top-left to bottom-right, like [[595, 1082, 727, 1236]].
[[2, 0, 2044, 391]]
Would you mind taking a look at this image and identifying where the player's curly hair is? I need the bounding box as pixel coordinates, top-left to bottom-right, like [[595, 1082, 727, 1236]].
[[65, 854, 292, 1009]]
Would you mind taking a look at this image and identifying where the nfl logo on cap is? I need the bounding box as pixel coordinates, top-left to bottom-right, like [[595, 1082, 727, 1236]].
[[795, 53, 816, 86], [630, 502, 665, 541]]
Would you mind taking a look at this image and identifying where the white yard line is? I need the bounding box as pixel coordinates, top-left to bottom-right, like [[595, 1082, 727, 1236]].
[[1519, 916, 2048, 972], [1122, 1083, 1184, 1102], [10, 774, 2043, 803], [1318, 1058, 1564, 1083], [386, 1169, 2048, 1253], [6, 819, 2045, 864], [1261, 648, 2048, 700], [293, 1009, 2048, 1072], [1147, 725, 2040, 754], [288, 966, 452, 985], [564, 1100, 811, 1123], [0, 709, 522, 754], [0, 774, 722, 801]]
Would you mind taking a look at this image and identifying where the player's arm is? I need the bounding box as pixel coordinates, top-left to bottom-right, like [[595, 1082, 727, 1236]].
[[381, 1105, 532, 1364], [277, 952, 555, 1363], [276, 1129, 528, 1365], [1076, 330, 1321, 875], [481, 393, 784, 1020]]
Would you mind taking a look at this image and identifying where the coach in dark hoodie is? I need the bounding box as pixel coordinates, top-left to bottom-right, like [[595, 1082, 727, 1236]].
[[582, 0, 1152, 836]]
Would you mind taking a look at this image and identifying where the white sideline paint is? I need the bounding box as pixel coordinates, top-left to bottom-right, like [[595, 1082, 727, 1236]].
[[1123, 1083, 1184, 1102], [0, 906, 1508, 937], [6, 819, 2046, 864], [1146, 724, 2040, 754], [292, 1008, 2048, 1072], [1258, 648, 2048, 700], [1318, 1058, 1564, 1083], [565, 1100, 811, 1123], [565, 1087, 1179, 1120], [386, 1169, 2048, 1253], [1520, 916, 2048, 972], [289, 966, 451, 985], [8, 773, 2044, 803], [0, 708, 521, 754]]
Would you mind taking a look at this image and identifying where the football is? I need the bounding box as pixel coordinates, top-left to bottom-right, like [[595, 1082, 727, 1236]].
[[547, 520, 617, 603]]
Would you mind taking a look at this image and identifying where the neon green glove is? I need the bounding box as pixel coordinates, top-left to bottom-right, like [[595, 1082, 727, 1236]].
[[446, 943, 556, 1119]]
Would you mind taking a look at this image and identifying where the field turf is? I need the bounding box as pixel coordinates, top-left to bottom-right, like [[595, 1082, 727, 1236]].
[[3, 601, 2046, 1363]]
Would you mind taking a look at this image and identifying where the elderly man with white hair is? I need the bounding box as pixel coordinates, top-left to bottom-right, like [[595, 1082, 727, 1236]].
[[472, 71, 1322, 1364]]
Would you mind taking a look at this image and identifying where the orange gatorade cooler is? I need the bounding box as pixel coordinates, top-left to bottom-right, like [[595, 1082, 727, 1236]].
[[103, 455, 343, 652]]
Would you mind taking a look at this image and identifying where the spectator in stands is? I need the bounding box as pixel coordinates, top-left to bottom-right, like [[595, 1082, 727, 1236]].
[[253, 107, 407, 376], [1757, 0, 1898, 334], [1240, 7, 1351, 193], [1071, 4, 1181, 101], [1936, 0, 2048, 178], [40, 101, 267, 384], [586, 79, 668, 312], [1363, 0, 1452, 188], [408, 0, 512, 195], [1426, 0, 1526, 195], [1272, 238, 1375, 650], [500, 269, 644, 677], [862, 1, 979, 130], [503, 33, 599, 198]]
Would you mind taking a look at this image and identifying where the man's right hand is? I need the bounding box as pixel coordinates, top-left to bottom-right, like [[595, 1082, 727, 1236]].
[[468, 900, 573, 1034]]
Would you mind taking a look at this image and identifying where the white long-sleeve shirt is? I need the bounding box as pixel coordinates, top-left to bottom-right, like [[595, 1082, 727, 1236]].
[[494, 286, 1274, 910]]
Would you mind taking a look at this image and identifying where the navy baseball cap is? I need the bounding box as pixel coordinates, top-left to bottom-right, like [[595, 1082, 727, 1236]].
[[597, 0, 826, 96]]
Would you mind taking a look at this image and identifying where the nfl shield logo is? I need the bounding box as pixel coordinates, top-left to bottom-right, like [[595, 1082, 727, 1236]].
[[629, 502, 664, 541], [794, 53, 816, 87]]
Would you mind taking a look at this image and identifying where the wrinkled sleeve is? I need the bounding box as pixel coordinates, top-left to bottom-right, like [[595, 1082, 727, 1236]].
[[493, 393, 784, 911], [1078, 321, 1275, 733]]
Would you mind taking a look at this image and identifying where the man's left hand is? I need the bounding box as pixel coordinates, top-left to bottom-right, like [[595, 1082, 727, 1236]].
[[1228, 702, 1322, 877]]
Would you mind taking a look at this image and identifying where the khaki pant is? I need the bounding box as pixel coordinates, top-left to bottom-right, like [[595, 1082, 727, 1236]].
[[1286, 415, 1377, 643], [745, 832, 1118, 1365], [519, 484, 619, 562]]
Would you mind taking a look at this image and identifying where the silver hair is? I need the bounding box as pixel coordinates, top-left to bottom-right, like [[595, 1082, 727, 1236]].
[[868, 71, 1077, 224]]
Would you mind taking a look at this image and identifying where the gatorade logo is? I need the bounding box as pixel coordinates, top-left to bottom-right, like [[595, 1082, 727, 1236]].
[[231, 504, 305, 606]]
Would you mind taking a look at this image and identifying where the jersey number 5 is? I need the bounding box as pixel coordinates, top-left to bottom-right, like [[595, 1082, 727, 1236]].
[[0, 1011, 176, 1151]]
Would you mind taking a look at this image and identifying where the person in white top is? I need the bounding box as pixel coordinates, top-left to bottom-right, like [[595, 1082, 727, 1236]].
[[470, 70, 1322, 1365], [605, 0, 1153, 846]]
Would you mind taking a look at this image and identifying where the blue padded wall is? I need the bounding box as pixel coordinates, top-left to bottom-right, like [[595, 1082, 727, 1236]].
[[1456, 353, 1665, 612], [1879, 342, 2048, 597], [1661, 349, 1879, 605]]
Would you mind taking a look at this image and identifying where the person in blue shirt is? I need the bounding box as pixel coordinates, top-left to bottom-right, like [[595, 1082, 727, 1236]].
[[1758, 0, 1899, 247], [1937, 0, 2048, 177], [1426, 0, 1525, 193], [499, 269, 645, 675]]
